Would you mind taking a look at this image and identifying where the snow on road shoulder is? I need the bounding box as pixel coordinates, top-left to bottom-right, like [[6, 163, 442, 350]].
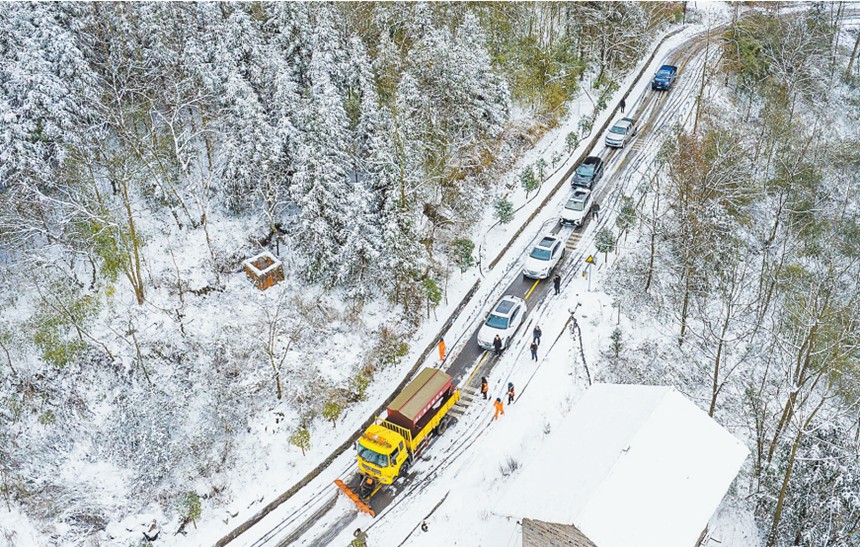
[[327, 293, 586, 547]]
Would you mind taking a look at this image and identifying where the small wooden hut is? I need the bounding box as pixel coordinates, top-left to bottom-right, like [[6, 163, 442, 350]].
[[243, 251, 285, 291]]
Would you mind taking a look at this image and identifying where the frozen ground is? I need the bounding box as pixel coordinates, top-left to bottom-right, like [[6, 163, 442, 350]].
[[0, 3, 771, 546], [233, 4, 766, 546]]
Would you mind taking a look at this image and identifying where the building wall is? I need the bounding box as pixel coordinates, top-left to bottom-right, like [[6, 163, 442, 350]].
[[522, 518, 597, 547]]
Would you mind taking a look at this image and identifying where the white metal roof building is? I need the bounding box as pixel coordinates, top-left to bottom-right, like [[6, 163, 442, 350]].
[[499, 383, 748, 547]]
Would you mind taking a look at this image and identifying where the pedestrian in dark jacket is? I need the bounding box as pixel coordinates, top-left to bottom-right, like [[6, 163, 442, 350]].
[[493, 335, 503, 356], [533, 325, 542, 346], [553, 275, 561, 295], [592, 202, 600, 221], [530, 341, 538, 361], [481, 377, 489, 400], [620, 97, 626, 113], [507, 382, 515, 405]]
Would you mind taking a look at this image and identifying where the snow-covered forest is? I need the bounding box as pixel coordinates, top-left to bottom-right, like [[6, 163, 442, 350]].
[[0, 2, 684, 545], [603, 4, 860, 546]]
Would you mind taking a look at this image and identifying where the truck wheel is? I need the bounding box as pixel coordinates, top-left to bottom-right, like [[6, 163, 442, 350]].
[[436, 417, 449, 436], [400, 459, 411, 477]]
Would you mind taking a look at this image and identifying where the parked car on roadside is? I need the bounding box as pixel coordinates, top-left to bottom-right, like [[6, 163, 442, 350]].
[[572, 156, 604, 189], [605, 117, 638, 148], [560, 188, 593, 227], [523, 235, 564, 279], [477, 295, 527, 351]]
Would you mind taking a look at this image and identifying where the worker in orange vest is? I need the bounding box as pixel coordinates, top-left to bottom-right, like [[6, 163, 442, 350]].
[[481, 377, 489, 400], [438, 337, 446, 361], [493, 397, 505, 420]]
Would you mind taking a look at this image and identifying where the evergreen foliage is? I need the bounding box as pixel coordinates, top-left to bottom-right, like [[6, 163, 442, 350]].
[[0, 4, 683, 542], [535, 158, 547, 181], [451, 238, 476, 272], [289, 427, 311, 457], [616, 195, 637, 236], [595, 227, 616, 261], [494, 197, 515, 224], [610, 328, 623, 358], [519, 165, 538, 197], [322, 400, 343, 429], [179, 491, 202, 529]]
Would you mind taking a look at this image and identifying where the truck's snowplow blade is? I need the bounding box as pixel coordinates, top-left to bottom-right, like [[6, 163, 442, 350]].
[[334, 479, 376, 517]]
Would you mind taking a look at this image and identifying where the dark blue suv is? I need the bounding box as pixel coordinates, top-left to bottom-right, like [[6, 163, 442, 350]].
[[572, 156, 604, 189]]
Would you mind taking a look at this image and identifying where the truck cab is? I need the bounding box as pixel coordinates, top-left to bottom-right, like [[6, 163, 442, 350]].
[[356, 424, 409, 485], [652, 64, 678, 91], [340, 367, 460, 505]]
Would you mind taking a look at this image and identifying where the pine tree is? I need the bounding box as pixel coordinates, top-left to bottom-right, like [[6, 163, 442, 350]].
[[520, 165, 538, 197], [336, 36, 387, 300], [0, 2, 98, 191], [610, 328, 623, 358], [566, 131, 580, 153], [339, 181, 382, 300], [322, 399, 343, 429], [535, 158, 548, 182], [616, 195, 637, 238], [495, 197, 514, 224], [289, 427, 311, 456], [595, 227, 617, 262], [370, 73, 428, 303], [451, 238, 476, 272], [291, 30, 352, 284], [179, 491, 202, 530]]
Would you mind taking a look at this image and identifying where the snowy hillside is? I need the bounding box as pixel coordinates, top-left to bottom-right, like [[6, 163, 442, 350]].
[[0, 2, 685, 546], [3, 2, 860, 547]]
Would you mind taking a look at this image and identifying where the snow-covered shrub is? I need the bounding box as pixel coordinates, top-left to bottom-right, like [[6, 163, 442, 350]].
[[99, 388, 186, 498], [498, 456, 521, 477]]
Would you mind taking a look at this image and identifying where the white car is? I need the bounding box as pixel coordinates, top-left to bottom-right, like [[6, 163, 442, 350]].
[[560, 188, 593, 226], [477, 295, 527, 351], [605, 117, 638, 148], [523, 235, 564, 279]]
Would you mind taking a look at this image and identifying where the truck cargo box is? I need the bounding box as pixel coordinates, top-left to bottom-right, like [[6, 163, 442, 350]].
[[386, 368, 453, 432]]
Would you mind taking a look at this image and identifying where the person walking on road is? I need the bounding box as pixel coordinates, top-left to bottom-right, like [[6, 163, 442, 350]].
[[620, 97, 626, 113], [352, 528, 369, 547], [493, 334, 503, 356], [481, 377, 489, 400], [493, 397, 505, 420], [507, 382, 515, 405], [592, 202, 600, 221], [437, 337, 446, 361], [530, 341, 538, 361], [553, 274, 561, 295], [533, 325, 542, 346]]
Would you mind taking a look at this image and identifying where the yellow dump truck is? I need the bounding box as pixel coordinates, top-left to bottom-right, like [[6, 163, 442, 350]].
[[335, 367, 460, 516]]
